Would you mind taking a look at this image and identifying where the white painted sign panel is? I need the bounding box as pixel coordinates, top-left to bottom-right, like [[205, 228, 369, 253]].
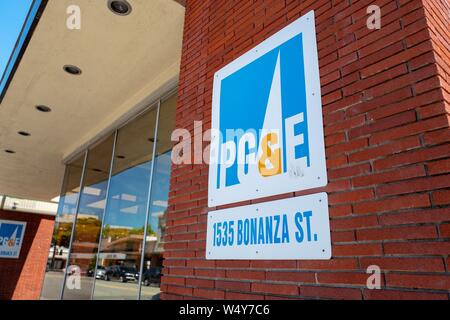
[[206, 193, 331, 260]]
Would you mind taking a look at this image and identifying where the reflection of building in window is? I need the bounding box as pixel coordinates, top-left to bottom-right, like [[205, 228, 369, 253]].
[[41, 93, 177, 300], [47, 245, 69, 270], [98, 225, 163, 270]]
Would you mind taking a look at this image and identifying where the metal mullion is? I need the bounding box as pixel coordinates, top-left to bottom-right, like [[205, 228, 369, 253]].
[[0, 195, 5, 210], [115, 89, 176, 132], [137, 99, 161, 300], [39, 164, 71, 299], [60, 149, 89, 300], [90, 129, 118, 300]]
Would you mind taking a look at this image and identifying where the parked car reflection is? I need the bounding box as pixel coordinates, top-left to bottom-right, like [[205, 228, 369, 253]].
[[87, 265, 107, 280], [105, 265, 139, 283], [142, 267, 162, 286]]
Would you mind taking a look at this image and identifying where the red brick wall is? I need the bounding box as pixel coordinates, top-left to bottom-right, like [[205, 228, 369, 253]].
[[162, 0, 450, 300], [423, 0, 450, 117], [0, 210, 54, 300]]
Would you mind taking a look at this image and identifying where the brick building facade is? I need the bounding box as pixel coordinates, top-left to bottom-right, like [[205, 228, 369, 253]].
[[162, 0, 450, 300]]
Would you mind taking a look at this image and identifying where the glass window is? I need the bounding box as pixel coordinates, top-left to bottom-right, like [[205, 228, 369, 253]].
[[41, 154, 85, 300], [140, 94, 177, 300], [62, 134, 115, 300], [42, 91, 177, 300], [93, 107, 158, 300]]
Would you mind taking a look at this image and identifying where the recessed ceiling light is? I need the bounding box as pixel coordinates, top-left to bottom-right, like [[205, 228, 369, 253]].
[[63, 65, 82, 75], [108, 0, 132, 16], [36, 105, 52, 113], [18, 131, 31, 137], [5, 150, 16, 154]]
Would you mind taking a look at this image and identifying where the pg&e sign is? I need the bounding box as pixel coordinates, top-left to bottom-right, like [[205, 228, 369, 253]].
[[208, 10, 327, 207], [0, 219, 27, 259], [207, 11, 331, 260]]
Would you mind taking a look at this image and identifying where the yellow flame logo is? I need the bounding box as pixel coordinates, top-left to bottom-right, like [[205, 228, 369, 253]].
[[8, 238, 16, 247], [258, 132, 282, 177]]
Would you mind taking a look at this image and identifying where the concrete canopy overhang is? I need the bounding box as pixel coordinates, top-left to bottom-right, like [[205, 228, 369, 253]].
[[0, 0, 185, 201]]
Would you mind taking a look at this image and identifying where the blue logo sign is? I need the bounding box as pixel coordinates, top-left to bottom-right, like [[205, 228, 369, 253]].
[[218, 33, 309, 186], [0, 220, 27, 259], [208, 11, 327, 207]]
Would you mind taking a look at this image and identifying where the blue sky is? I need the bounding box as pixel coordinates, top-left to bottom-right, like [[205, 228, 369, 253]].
[[0, 0, 39, 96], [58, 151, 172, 234]]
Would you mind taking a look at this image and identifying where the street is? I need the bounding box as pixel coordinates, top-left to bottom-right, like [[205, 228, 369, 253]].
[[42, 272, 161, 300]]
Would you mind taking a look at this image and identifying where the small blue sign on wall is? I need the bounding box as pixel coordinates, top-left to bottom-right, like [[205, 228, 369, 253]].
[[0, 219, 27, 259]]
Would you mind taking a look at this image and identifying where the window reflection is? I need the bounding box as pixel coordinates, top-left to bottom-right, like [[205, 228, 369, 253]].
[[41, 92, 177, 300], [41, 154, 85, 300], [62, 135, 114, 300], [140, 94, 177, 300], [93, 107, 157, 300]]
